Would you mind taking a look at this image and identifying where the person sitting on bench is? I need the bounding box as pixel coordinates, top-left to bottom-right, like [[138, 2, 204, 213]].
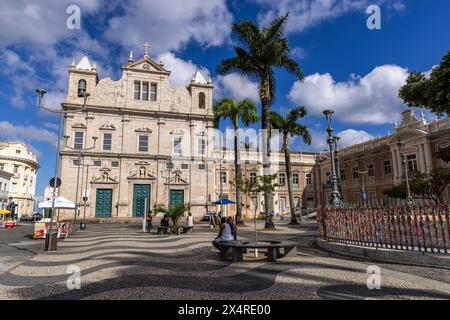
[[212, 217, 234, 251], [160, 214, 170, 233]]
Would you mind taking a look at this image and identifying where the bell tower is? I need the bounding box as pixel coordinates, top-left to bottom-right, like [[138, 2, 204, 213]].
[[67, 53, 99, 103]]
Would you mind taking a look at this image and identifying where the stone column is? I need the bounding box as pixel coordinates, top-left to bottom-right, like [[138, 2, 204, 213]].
[[424, 142, 432, 173], [391, 148, 398, 183], [396, 148, 403, 179], [418, 143, 426, 173]]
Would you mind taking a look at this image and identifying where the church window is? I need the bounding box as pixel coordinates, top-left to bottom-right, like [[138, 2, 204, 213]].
[[142, 82, 149, 101], [134, 81, 141, 100], [199, 92, 206, 109], [173, 137, 182, 155], [93, 160, 101, 167], [198, 137, 206, 155], [150, 82, 157, 101], [138, 135, 149, 152], [78, 79, 87, 97], [103, 133, 112, 151], [74, 131, 84, 149], [111, 161, 119, 168]]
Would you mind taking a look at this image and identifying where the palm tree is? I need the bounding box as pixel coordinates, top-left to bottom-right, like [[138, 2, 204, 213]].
[[216, 13, 303, 229], [155, 203, 190, 228], [270, 106, 311, 224], [214, 98, 259, 225]]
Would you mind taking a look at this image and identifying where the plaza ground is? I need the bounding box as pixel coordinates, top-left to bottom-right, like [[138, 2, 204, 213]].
[[0, 219, 449, 300]]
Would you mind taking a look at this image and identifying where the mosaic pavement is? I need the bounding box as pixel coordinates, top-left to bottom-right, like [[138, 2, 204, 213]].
[[1, 221, 450, 300]]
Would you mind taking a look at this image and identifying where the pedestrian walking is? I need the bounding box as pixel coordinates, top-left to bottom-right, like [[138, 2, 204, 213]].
[[145, 211, 153, 233]]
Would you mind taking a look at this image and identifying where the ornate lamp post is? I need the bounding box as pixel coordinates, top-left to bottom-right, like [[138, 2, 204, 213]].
[[397, 140, 413, 205], [63, 134, 97, 232], [353, 165, 368, 206], [36, 89, 89, 251], [333, 136, 343, 202], [161, 157, 174, 207], [323, 110, 341, 207]]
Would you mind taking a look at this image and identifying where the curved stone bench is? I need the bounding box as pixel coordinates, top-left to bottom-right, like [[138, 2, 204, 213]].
[[157, 226, 193, 235], [220, 240, 297, 262]]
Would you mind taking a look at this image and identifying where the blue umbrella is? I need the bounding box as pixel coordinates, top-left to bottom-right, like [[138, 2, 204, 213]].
[[211, 199, 235, 205]]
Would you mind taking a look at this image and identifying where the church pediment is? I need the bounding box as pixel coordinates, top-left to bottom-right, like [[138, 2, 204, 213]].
[[100, 122, 116, 131], [122, 58, 170, 75], [91, 168, 118, 184], [128, 164, 156, 180], [164, 169, 188, 185], [72, 119, 87, 129]]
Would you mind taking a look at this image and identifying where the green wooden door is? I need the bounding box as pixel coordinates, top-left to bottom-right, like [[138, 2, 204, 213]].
[[169, 190, 184, 207], [133, 184, 151, 217], [95, 189, 112, 218]]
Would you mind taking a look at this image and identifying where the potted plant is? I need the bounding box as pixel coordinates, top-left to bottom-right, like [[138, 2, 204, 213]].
[[155, 203, 190, 234]]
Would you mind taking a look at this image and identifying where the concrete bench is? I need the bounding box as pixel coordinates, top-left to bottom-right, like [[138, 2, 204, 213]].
[[157, 225, 193, 235], [220, 240, 297, 262]]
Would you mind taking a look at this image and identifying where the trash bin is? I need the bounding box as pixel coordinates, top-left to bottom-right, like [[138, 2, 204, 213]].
[[45, 232, 58, 251], [80, 222, 86, 230]]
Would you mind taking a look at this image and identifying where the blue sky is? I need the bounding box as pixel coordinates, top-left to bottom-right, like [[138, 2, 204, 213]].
[[0, 0, 449, 201]]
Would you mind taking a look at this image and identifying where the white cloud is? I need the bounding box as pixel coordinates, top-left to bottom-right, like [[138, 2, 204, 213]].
[[288, 65, 409, 124], [337, 129, 374, 147], [215, 73, 259, 102], [157, 52, 210, 87], [105, 0, 233, 54], [0, 0, 102, 48], [0, 121, 58, 147], [304, 128, 374, 152], [255, 0, 405, 33]]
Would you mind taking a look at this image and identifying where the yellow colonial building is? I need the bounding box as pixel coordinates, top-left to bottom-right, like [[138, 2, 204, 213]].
[[0, 141, 39, 217]]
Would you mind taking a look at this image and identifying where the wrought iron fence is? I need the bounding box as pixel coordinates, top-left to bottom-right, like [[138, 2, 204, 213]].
[[317, 204, 450, 254]]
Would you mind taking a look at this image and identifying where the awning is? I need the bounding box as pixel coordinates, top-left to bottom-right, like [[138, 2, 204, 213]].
[[38, 197, 76, 209], [211, 199, 236, 205]]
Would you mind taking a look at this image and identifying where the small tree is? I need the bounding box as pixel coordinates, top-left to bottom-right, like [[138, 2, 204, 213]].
[[399, 50, 450, 116], [155, 204, 190, 227], [383, 167, 450, 202]]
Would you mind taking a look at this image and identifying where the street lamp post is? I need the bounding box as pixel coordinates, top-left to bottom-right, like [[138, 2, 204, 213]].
[[353, 165, 368, 206], [397, 140, 413, 205], [216, 148, 225, 218], [82, 164, 90, 225], [36, 89, 89, 251], [161, 157, 174, 207], [63, 135, 97, 233], [323, 110, 342, 207], [333, 136, 343, 202]]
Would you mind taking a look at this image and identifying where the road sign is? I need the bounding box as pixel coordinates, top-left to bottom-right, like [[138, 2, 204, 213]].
[[49, 177, 62, 188]]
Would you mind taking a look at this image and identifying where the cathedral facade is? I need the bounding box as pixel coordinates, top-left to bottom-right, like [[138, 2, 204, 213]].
[[58, 50, 318, 221]]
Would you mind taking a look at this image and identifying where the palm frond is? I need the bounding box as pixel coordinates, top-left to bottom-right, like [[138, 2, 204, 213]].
[[238, 98, 259, 126]]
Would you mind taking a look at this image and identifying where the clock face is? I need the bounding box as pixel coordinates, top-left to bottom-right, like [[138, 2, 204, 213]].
[[143, 64, 150, 70]]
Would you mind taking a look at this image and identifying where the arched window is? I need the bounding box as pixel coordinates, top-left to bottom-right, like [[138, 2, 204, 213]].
[[78, 79, 87, 97], [199, 92, 206, 109]]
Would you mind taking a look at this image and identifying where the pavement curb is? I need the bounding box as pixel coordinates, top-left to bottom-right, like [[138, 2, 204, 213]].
[[316, 239, 450, 269]]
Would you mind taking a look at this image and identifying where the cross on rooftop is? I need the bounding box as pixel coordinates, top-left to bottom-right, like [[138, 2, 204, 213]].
[[143, 42, 150, 56]]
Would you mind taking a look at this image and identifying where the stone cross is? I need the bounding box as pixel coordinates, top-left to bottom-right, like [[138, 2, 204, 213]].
[[143, 42, 150, 56]]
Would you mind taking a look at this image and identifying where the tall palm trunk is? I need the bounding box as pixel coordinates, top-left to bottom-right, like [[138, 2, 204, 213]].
[[234, 128, 244, 225], [283, 134, 299, 224], [261, 81, 275, 229]]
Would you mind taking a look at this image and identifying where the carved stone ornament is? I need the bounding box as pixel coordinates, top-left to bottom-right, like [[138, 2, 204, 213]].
[[128, 163, 156, 180], [92, 168, 118, 183]]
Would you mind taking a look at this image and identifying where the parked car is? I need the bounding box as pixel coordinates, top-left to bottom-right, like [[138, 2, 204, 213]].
[[20, 214, 31, 222], [201, 212, 219, 224], [31, 212, 43, 221]]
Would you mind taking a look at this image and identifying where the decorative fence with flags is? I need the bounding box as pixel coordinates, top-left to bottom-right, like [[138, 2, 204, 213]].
[[317, 204, 450, 254]]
